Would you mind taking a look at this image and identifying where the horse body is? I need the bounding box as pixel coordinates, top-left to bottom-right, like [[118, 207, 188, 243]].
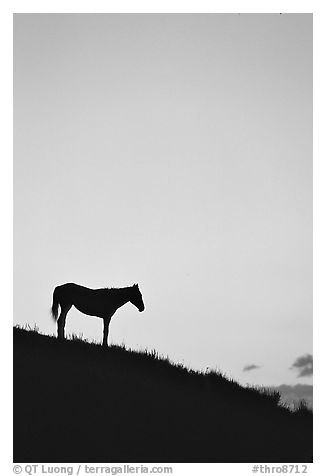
[[51, 282, 145, 346]]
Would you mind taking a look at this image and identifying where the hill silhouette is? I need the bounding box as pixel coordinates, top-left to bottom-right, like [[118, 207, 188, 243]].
[[13, 327, 312, 463]]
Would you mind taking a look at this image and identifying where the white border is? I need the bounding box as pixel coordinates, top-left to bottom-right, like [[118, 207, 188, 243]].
[[8, 1, 318, 14]]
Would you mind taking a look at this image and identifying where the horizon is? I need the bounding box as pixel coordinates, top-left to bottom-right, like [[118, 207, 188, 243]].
[[14, 324, 314, 388], [14, 325, 313, 410]]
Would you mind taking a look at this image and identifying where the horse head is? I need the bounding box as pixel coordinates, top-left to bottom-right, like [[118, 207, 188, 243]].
[[129, 283, 145, 312]]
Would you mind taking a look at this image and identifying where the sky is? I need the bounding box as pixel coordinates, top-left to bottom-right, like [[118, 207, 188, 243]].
[[14, 13, 312, 386]]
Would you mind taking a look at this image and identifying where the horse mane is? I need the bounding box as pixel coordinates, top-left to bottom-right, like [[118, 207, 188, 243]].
[[100, 286, 133, 292]]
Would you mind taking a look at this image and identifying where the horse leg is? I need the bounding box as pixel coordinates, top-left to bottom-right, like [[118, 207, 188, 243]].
[[57, 304, 71, 340], [102, 318, 110, 347]]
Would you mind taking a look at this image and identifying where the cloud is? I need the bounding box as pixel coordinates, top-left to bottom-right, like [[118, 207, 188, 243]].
[[243, 364, 260, 372], [290, 354, 313, 377], [269, 384, 313, 409]]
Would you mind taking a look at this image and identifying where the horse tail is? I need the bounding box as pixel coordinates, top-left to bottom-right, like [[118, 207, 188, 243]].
[[51, 287, 60, 321]]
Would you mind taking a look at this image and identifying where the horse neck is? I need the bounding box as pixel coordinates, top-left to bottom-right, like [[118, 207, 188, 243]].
[[114, 287, 133, 306]]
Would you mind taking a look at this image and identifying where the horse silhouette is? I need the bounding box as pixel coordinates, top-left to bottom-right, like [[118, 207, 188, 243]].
[[51, 283, 145, 346]]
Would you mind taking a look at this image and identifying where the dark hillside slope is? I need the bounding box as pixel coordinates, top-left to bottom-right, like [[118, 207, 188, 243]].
[[13, 328, 312, 463]]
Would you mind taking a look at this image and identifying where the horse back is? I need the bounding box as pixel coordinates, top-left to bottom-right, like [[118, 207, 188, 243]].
[[56, 283, 112, 317]]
